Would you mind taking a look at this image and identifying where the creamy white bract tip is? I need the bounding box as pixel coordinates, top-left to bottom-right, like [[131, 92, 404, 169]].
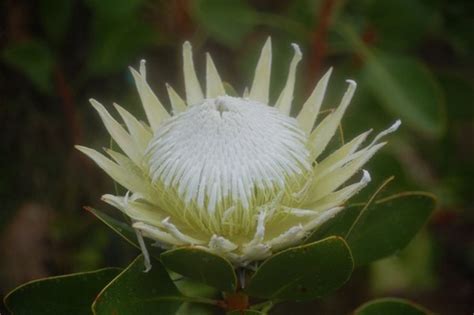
[[76, 38, 400, 266]]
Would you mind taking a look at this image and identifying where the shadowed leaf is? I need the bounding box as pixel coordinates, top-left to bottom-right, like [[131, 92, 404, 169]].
[[4, 268, 121, 315]]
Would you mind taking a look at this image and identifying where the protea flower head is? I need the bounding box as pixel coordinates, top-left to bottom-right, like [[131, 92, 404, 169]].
[[76, 38, 400, 267]]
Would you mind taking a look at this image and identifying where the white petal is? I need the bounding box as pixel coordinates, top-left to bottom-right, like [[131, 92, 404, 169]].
[[249, 37, 272, 104], [267, 224, 305, 250], [309, 80, 357, 160], [206, 53, 226, 98], [129, 60, 170, 130], [242, 86, 249, 98], [183, 41, 204, 106], [305, 170, 371, 210], [309, 143, 384, 201], [249, 210, 266, 245], [241, 243, 271, 264], [303, 207, 344, 232], [102, 194, 165, 226], [275, 43, 302, 115], [165, 83, 187, 114], [90, 99, 141, 165], [161, 217, 205, 245], [296, 67, 332, 134], [208, 235, 238, 252], [113, 102, 152, 154], [75, 146, 153, 197], [133, 221, 184, 246], [313, 129, 372, 180], [134, 228, 152, 272]]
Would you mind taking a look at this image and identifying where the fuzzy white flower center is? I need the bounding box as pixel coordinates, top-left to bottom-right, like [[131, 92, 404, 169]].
[[147, 96, 311, 219]]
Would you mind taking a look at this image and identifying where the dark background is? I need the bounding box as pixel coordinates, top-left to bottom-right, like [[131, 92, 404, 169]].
[[0, 0, 473, 314]]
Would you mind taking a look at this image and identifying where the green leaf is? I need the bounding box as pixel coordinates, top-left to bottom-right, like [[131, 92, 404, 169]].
[[364, 0, 439, 51], [92, 255, 182, 315], [161, 247, 237, 292], [4, 268, 121, 315], [361, 52, 445, 137], [346, 192, 436, 266], [246, 236, 353, 300], [2, 40, 54, 93], [191, 0, 257, 46], [86, 207, 163, 259], [307, 192, 436, 266], [354, 298, 431, 315]]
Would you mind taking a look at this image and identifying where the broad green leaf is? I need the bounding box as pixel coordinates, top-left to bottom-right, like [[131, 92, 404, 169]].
[[86, 207, 163, 259], [191, 0, 257, 46], [307, 192, 435, 266], [4, 268, 121, 315], [2, 40, 54, 93], [354, 298, 431, 315], [227, 310, 263, 315], [346, 192, 436, 266], [93, 255, 182, 315], [161, 248, 237, 292], [246, 236, 353, 300]]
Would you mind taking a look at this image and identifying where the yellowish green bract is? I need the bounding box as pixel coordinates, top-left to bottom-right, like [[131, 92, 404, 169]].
[[76, 38, 400, 267]]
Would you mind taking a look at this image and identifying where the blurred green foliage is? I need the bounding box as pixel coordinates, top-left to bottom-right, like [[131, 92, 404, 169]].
[[1, 0, 472, 314]]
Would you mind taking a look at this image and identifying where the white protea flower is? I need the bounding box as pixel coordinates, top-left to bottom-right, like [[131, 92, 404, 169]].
[[76, 38, 400, 267]]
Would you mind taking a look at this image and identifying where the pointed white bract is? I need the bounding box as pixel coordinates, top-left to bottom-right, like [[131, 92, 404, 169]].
[[129, 60, 170, 131], [206, 53, 226, 98], [297, 67, 333, 134], [166, 83, 187, 114], [183, 41, 204, 106], [249, 37, 272, 104], [77, 38, 399, 266], [275, 43, 302, 115]]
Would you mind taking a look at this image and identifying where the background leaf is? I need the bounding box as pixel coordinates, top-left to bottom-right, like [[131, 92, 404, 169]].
[[191, 0, 257, 46], [2, 40, 54, 93], [246, 236, 353, 300], [39, 0, 73, 44], [360, 51, 445, 137], [4, 268, 121, 315]]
